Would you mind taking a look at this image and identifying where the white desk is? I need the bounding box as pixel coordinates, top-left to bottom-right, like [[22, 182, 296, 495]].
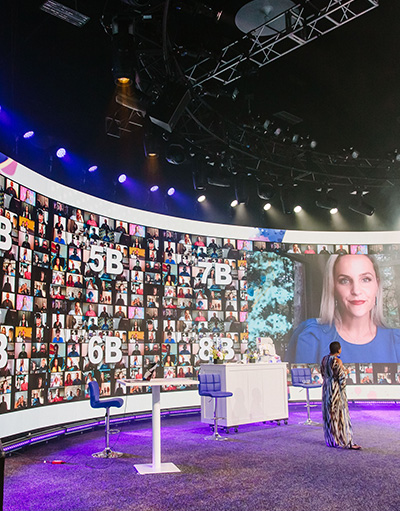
[[200, 363, 288, 428], [118, 377, 199, 474]]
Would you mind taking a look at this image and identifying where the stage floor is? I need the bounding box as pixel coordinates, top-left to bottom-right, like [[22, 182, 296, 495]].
[[3, 403, 400, 511]]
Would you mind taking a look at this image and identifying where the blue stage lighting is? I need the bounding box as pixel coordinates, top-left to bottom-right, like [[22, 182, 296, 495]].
[[88, 165, 97, 172], [23, 131, 35, 139], [150, 185, 159, 192], [167, 187, 175, 196], [118, 173, 127, 183], [56, 147, 66, 158]]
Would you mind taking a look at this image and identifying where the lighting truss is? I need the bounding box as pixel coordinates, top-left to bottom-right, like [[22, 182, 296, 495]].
[[177, 96, 399, 189], [185, 0, 379, 87], [40, 0, 90, 27]]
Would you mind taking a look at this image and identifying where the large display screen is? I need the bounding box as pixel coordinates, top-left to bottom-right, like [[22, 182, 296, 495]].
[[0, 171, 252, 415], [0, 159, 400, 418]]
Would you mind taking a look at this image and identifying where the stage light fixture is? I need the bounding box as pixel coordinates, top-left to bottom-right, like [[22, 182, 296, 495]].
[[167, 187, 175, 196], [192, 158, 208, 191], [118, 173, 127, 183], [348, 193, 375, 216], [263, 203, 271, 211], [40, 1, 90, 27], [149, 83, 191, 133], [150, 185, 159, 192], [23, 131, 35, 139], [230, 199, 238, 208], [166, 144, 186, 165], [280, 185, 295, 214], [56, 147, 66, 159], [143, 126, 160, 158], [197, 195, 206, 203], [111, 16, 135, 85], [234, 175, 249, 204], [294, 205, 302, 213], [351, 149, 359, 159], [257, 182, 275, 201], [88, 165, 97, 172], [330, 207, 338, 215], [316, 190, 338, 210], [310, 140, 317, 149], [208, 174, 231, 187]]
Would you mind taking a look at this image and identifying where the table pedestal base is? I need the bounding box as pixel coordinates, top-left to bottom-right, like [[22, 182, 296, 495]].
[[134, 462, 181, 475]]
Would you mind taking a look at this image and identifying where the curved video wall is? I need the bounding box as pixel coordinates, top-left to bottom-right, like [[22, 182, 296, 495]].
[[0, 153, 400, 436]]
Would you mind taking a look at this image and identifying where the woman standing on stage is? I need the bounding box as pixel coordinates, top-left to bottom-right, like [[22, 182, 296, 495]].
[[320, 341, 361, 450]]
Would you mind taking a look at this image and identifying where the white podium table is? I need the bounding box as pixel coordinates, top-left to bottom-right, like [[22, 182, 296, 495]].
[[118, 378, 199, 474], [200, 363, 288, 428]]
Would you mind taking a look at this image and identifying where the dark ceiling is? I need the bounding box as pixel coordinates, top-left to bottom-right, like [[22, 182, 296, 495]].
[[1, 0, 400, 232]]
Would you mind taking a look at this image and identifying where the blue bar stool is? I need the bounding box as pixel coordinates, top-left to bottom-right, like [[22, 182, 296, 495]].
[[88, 380, 124, 458], [198, 373, 233, 441], [291, 367, 321, 426]]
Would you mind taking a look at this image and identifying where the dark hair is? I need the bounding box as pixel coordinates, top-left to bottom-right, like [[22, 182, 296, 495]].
[[329, 341, 341, 354]]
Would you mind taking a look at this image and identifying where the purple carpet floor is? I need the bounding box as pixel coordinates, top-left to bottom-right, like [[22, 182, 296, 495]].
[[3, 403, 400, 511]]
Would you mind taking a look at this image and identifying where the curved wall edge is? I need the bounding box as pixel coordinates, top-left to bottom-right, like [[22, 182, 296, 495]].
[[2, 156, 400, 243]]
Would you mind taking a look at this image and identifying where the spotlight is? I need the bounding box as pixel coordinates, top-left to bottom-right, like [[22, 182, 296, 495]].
[[234, 175, 249, 204], [88, 165, 97, 172], [230, 199, 238, 208], [348, 193, 375, 216], [263, 119, 271, 130], [192, 158, 208, 191], [294, 205, 302, 213], [150, 185, 159, 192], [143, 126, 160, 158], [310, 140, 317, 149], [56, 147, 66, 158], [316, 191, 338, 210], [330, 208, 338, 215], [23, 131, 35, 139], [351, 149, 359, 159], [257, 182, 275, 201], [166, 144, 186, 165], [280, 185, 295, 214], [111, 16, 135, 85], [197, 195, 206, 203], [167, 187, 175, 196], [263, 203, 271, 211], [118, 173, 127, 183]]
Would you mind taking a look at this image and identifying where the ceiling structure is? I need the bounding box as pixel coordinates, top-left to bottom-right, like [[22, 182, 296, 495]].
[[1, 0, 400, 232]]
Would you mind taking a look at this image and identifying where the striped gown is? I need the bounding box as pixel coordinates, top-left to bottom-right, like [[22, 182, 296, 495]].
[[320, 355, 353, 448]]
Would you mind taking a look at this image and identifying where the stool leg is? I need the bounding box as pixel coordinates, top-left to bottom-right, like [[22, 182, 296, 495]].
[[205, 398, 229, 441], [299, 388, 319, 426], [92, 408, 124, 458]]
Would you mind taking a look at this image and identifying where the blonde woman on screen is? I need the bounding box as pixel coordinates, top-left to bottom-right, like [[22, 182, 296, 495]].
[[286, 254, 400, 363]]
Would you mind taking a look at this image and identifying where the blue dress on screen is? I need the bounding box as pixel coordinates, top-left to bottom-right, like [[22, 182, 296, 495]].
[[286, 318, 400, 363]]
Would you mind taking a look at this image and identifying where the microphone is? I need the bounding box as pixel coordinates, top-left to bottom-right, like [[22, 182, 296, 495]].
[[143, 362, 159, 381]]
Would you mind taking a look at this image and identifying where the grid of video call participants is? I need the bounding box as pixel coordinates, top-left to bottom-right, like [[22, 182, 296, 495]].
[[1, 174, 400, 415], [0, 176, 252, 413]]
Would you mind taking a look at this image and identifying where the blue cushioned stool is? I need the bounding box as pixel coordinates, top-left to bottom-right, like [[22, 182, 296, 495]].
[[291, 367, 322, 426], [198, 373, 233, 441], [88, 380, 124, 458]]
